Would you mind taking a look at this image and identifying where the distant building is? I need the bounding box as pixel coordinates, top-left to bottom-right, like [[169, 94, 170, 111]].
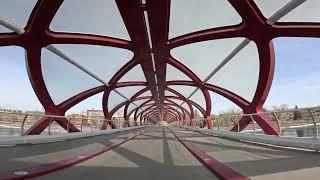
[[0, 109, 44, 125], [87, 109, 104, 126], [25, 110, 44, 115], [0, 108, 24, 125], [0, 108, 22, 114], [87, 109, 104, 119]]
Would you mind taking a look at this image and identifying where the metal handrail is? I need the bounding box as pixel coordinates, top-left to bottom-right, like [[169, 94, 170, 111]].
[[273, 112, 281, 135], [0, 110, 138, 136], [190, 107, 320, 137], [214, 107, 318, 118], [48, 118, 53, 135], [20, 115, 28, 136], [307, 109, 317, 139], [0, 110, 134, 122]]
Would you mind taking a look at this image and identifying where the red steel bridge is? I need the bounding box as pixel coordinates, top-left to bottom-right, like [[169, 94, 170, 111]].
[[0, 0, 320, 179]]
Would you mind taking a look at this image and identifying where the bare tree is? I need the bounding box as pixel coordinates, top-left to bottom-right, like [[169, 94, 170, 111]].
[[271, 104, 291, 121], [218, 108, 242, 126], [293, 105, 302, 120]]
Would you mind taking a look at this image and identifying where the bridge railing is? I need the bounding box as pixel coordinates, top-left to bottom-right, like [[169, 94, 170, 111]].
[[0, 111, 140, 136], [192, 107, 320, 138]]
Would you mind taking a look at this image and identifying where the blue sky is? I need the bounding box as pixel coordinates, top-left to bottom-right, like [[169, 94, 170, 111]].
[[265, 37, 320, 108], [212, 37, 320, 113], [0, 37, 319, 114]]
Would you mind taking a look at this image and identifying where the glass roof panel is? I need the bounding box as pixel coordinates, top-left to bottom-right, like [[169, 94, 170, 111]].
[[171, 38, 245, 80], [181, 103, 190, 113], [189, 90, 206, 109], [278, 0, 320, 22], [167, 85, 197, 98], [66, 92, 103, 115], [50, 0, 130, 39], [41, 48, 103, 105], [118, 64, 146, 82], [127, 99, 148, 114], [144, 101, 154, 106], [167, 98, 184, 107], [176, 107, 184, 116], [0, 0, 37, 32], [141, 104, 150, 111], [165, 90, 177, 97], [166, 104, 183, 115], [169, 0, 242, 38], [108, 90, 126, 111], [166, 64, 191, 81], [137, 90, 152, 98], [168, 98, 191, 113], [127, 103, 136, 114], [134, 99, 148, 107], [137, 107, 144, 116], [210, 92, 241, 114], [0, 25, 12, 33], [115, 86, 145, 99], [193, 105, 204, 117], [53, 44, 133, 84], [253, 0, 291, 19], [207, 41, 259, 102]]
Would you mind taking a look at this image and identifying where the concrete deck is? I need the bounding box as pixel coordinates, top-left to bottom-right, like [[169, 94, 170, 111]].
[[35, 126, 218, 180], [0, 126, 320, 179], [0, 128, 142, 173], [172, 127, 320, 180]]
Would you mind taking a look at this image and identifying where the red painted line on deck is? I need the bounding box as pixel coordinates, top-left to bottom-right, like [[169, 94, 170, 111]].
[[0, 131, 143, 180], [169, 128, 249, 180]]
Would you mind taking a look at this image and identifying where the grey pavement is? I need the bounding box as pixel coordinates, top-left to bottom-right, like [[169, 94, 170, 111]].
[[0, 128, 143, 173], [172, 127, 320, 180], [36, 126, 218, 180]]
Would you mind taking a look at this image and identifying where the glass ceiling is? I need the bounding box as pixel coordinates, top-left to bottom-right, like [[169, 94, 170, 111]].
[[171, 38, 245, 80], [52, 44, 134, 84], [50, 0, 130, 39], [138, 90, 152, 98], [115, 86, 145, 99], [108, 90, 126, 111], [169, 0, 242, 38], [165, 90, 178, 97], [168, 85, 197, 98], [41, 48, 103, 105], [189, 90, 206, 110], [127, 98, 149, 115], [253, 0, 291, 18], [0, 0, 318, 123], [118, 65, 146, 82], [278, 0, 320, 22], [0, 0, 37, 33], [207, 41, 260, 102], [166, 64, 191, 81]]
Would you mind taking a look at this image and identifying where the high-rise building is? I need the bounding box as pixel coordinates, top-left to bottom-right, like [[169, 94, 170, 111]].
[[87, 109, 104, 126]]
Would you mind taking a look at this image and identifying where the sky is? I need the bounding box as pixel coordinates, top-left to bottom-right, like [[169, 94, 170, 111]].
[[212, 37, 320, 113], [0, 37, 319, 114]]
